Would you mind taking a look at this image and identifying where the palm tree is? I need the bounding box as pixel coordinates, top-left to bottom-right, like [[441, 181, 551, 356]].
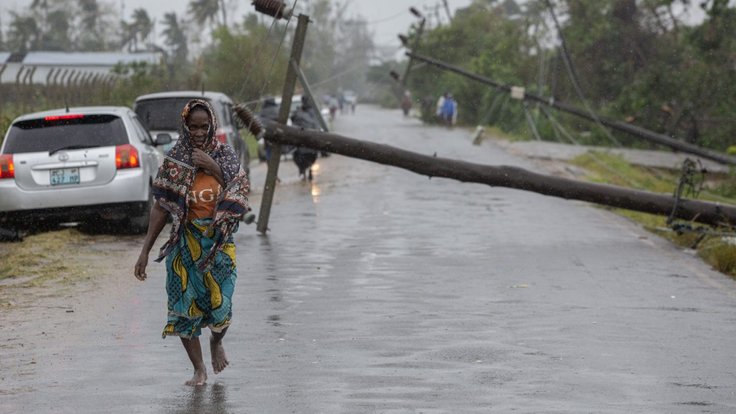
[[119, 19, 138, 51], [188, 0, 226, 29], [79, 0, 100, 34], [77, 0, 104, 50], [162, 12, 188, 64], [132, 8, 154, 49], [41, 9, 72, 51], [30, 0, 49, 37]]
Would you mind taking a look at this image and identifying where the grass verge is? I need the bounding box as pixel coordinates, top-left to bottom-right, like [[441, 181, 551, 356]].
[[0, 229, 94, 284], [570, 151, 736, 278]]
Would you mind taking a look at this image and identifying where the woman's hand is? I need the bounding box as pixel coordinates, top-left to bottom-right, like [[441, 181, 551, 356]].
[[192, 149, 218, 174], [192, 148, 224, 186], [134, 252, 149, 281]]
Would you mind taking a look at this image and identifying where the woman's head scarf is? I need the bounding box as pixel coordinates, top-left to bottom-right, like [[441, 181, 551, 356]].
[[152, 99, 250, 270]]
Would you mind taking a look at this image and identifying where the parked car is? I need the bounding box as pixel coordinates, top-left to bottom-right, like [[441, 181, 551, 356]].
[[133, 91, 250, 171], [0, 106, 167, 233]]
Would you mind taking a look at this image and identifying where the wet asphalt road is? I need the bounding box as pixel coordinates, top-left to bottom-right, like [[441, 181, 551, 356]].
[[3, 105, 736, 413]]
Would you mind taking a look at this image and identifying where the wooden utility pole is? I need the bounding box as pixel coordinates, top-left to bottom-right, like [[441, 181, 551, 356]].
[[291, 60, 330, 132], [257, 13, 310, 234], [442, 0, 453, 23], [400, 10, 426, 90], [253, 119, 736, 228], [405, 51, 736, 167]]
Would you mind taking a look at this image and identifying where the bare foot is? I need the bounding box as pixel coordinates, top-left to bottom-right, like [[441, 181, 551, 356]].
[[210, 336, 229, 374], [185, 368, 207, 386]]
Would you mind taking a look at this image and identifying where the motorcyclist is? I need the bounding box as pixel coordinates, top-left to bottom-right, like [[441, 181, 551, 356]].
[[258, 97, 280, 161], [290, 95, 320, 181]]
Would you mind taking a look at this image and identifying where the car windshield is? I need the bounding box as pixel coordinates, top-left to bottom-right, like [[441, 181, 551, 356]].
[[3, 115, 127, 154], [135, 97, 228, 131]]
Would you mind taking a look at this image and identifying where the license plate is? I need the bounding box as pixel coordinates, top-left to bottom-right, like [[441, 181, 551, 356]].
[[50, 168, 80, 186]]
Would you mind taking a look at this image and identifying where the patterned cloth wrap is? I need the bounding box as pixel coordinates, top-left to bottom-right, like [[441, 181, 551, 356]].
[[162, 218, 237, 338], [151, 99, 250, 338]]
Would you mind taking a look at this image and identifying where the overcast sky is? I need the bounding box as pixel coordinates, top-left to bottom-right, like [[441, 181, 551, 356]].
[[3, 0, 474, 49]]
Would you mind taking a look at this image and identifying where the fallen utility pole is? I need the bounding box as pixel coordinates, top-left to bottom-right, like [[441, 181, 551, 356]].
[[406, 51, 736, 167], [258, 119, 736, 228]]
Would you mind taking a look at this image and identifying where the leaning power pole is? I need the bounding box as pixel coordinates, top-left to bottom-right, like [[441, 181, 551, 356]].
[[252, 1, 310, 234]]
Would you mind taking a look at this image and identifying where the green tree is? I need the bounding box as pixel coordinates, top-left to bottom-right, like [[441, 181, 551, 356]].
[[76, 0, 106, 50], [188, 0, 227, 29], [0, 13, 6, 51], [407, 0, 533, 127], [162, 12, 188, 66], [7, 13, 40, 52], [200, 18, 288, 101], [40, 9, 72, 50], [119, 20, 138, 51], [132, 8, 154, 49]]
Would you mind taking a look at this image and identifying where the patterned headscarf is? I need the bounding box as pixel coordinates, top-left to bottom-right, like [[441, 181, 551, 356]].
[[152, 99, 250, 270]]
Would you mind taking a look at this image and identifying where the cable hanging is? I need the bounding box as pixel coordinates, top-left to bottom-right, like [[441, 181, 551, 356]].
[[543, 0, 622, 147]]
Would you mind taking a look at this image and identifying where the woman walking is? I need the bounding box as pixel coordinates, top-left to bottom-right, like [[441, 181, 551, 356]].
[[134, 99, 250, 386]]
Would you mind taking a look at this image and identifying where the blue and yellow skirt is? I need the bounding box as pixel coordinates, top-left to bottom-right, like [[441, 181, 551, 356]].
[[162, 218, 237, 339]]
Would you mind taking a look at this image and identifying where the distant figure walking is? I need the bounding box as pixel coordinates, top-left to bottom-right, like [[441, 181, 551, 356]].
[[290, 96, 320, 181], [439, 93, 457, 127], [435, 92, 447, 121], [401, 90, 412, 117]]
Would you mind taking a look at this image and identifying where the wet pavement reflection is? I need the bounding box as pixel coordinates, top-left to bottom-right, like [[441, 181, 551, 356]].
[[165, 383, 230, 414]]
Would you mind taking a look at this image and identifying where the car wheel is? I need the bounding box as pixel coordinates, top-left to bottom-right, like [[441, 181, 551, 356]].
[[0, 226, 24, 242], [127, 187, 152, 234]]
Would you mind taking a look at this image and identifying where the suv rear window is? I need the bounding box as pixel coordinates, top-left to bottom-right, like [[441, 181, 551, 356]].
[[3, 115, 128, 154], [135, 97, 228, 131]]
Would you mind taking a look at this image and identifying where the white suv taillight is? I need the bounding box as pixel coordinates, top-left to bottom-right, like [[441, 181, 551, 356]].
[[215, 128, 227, 144], [115, 144, 140, 169], [0, 154, 14, 179]]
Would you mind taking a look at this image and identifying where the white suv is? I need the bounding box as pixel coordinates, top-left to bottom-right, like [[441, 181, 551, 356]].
[[133, 91, 250, 171], [0, 106, 166, 234]]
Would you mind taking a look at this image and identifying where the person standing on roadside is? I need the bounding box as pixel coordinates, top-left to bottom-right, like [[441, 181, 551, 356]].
[[134, 99, 250, 387], [290, 95, 321, 180], [440, 93, 458, 127], [401, 90, 413, 117]]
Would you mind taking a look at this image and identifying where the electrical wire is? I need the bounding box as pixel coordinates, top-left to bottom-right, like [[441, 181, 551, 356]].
[[539, 105, 643, 188], [543, 0, 622, 147], [238, 0, 299, 113]]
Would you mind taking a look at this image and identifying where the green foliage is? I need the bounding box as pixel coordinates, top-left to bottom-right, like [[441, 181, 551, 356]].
[[571, 151, 678, 192], [395, 0, 736, 153], [201, 23, 288, 102], [0, 114, 14, 147], [699, 238, 736, 276]]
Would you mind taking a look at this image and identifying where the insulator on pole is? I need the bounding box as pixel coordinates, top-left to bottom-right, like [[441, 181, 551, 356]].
[[234, 104, 264, 137], [252, 0, 292, 20]]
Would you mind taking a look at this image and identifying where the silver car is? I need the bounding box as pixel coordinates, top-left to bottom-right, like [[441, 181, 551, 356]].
[[0, 106, 167, 234]]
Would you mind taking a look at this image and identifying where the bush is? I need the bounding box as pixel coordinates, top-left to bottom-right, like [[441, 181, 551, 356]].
[[700, 238, 736, 276]]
